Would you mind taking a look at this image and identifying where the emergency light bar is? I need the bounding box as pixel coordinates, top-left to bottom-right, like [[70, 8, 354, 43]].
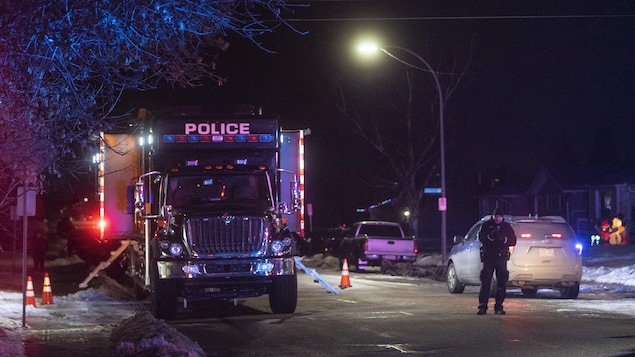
[[163, 134, 275, 143]]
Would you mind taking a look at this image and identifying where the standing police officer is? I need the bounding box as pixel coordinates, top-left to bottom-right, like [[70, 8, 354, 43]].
[[477, 208, 517, 315]]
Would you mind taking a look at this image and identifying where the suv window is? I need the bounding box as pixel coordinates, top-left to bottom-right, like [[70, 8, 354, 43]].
[[513, 222, 575, 240], [465, 223, 482, 242]]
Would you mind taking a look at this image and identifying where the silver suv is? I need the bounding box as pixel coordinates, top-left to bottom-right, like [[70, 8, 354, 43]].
[[447, 215, 583, 298]]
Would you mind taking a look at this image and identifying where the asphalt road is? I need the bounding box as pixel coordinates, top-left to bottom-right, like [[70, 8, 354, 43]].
[[7, 249, 635, 357], [169, 270, 635, 357]]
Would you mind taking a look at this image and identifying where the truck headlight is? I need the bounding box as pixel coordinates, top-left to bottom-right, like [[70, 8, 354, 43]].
[[159, 240, 170, 250], [256, 261, 274, 274], [182, 264, 200, 275], [271, 240, 284, 254], [169, 243, 183, 256]]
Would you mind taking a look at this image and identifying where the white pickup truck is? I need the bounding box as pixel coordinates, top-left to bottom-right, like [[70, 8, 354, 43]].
[[337, 221, 418, 271]]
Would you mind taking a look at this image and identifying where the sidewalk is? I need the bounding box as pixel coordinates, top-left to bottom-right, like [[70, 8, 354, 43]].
[[0, 251, 88, 298]]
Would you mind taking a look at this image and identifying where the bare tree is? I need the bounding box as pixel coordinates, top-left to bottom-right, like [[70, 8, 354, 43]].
[[337, 63, 464, 237], [0, 0, 300, 219]]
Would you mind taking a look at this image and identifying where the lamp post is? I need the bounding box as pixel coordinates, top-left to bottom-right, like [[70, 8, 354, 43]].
[[358, 43, 448, 262]]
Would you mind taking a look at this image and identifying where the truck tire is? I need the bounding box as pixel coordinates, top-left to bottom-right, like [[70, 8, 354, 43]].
[[269, 274, 298, 314], [150, 262, 178, 320]]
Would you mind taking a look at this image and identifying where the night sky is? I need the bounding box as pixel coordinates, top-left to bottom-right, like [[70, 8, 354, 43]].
[[126, 1, 635, 237]]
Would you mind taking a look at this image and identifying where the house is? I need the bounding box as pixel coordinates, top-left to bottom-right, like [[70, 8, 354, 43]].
[[477, 165, 635, 241]]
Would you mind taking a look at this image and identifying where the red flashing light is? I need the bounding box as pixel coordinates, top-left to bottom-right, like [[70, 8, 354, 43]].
[[226, 165, 234, 170], [224, 135, 235, 142], [521, 233, 532, 239], [214, 165, 223, 170], [170, 168, 179, 172], [203, 165, 212, 170], [258, 165, 267, 171], [247, 135, 259, 142], [551, 233, 562, 238]]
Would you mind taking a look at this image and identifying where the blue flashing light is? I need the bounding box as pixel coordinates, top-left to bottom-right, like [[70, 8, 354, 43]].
[[575, 243, 583, 255], [162, 132, 277, 145]]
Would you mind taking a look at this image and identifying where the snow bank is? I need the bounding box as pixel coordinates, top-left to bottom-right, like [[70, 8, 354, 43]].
[[112, 312, 207, 357]]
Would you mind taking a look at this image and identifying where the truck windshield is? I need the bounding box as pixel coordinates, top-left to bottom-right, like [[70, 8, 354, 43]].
[[167, 173, 270, 208]]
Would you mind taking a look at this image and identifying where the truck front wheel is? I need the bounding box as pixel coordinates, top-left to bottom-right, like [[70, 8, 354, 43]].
[[269, 274, 298, 314], [150, 262, 179, 320]]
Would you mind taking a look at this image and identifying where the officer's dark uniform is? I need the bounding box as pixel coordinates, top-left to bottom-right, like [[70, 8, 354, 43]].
[[477, 208, 517, 315]]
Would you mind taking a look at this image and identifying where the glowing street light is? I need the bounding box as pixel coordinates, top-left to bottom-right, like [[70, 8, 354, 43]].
[[356, 41, 448, 262]]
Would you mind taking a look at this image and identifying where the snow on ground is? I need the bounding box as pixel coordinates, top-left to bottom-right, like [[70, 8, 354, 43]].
[[1, 248, 635, 356]]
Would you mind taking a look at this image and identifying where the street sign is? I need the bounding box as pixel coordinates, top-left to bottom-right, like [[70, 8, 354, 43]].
[[424, 188, 442, 194], [17, 187, 36, 217], [438, 197, 447, 211]]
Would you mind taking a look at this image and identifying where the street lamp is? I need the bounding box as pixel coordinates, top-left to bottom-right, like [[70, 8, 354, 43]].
[[357, 42, 448, 262]]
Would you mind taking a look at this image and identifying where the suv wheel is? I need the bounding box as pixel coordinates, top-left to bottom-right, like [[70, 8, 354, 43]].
[[447, 262, 465, 293], [521, 288, 537, 298], [560, 282, 580, 299]]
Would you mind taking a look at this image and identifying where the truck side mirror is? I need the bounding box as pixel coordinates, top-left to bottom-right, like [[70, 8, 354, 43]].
[[135, 181, 145, 211], [279, 202, 291, 215], [290, 180, 300, 211]]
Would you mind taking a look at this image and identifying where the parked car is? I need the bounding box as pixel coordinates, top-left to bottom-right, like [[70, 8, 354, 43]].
[[335, 221, 417, 272], [446, 215, 583, 298]]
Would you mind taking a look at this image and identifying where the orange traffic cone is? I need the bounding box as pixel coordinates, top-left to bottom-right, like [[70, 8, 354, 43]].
[[339, 259, 352, 289], [41, 272, 54, 305], [26, 276, 37, 307]]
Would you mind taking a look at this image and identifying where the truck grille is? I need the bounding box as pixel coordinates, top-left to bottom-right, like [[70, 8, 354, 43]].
[[187, 216, 266, 255]]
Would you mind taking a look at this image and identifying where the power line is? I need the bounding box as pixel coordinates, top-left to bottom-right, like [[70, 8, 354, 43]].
[[286, 14, 635, 22]]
